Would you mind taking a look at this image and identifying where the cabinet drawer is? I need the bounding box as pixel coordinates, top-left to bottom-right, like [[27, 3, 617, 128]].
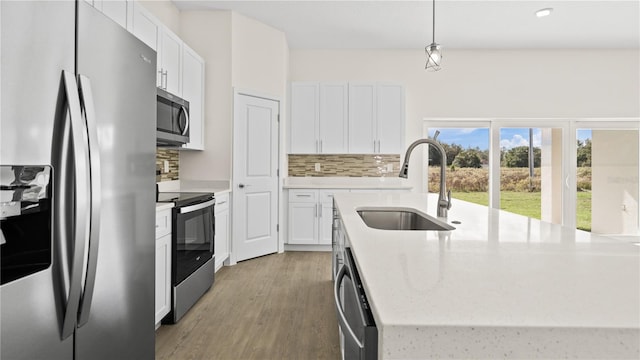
[[288, 190, 317, 203], [215, 193, 230, 212], [319, 189, 349, 204], [156, 209, 172, 239]]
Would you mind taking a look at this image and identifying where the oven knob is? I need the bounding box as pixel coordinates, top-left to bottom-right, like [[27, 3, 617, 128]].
[[196, 256, 201, 261]]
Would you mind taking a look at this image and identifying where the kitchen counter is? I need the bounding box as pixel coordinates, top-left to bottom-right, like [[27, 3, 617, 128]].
[[333, 192, 640, 359], [157, 180, 231, 195], [284, 176, 412, 190]]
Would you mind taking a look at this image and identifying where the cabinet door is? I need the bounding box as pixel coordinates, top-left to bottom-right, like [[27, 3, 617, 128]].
[[215, 209, 229, 268], [319, 82, 348, 153], [155, 233, 171, 325], [288, 203, 318, 244], [290, 82, 319, 154], [215, 194, 230, 268], [160, 28, 183, 95], [348, 83, 376, 154], [131, 2, 161, 87], [376, 83, 404, 154], [181, 45, 205, 150], [319, 203, 334, 245], [96, 0, 129, 29], [131, 2, 160, 51]]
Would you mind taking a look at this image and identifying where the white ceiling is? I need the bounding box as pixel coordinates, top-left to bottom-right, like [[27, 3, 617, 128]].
[[173, 0, 640, 49]]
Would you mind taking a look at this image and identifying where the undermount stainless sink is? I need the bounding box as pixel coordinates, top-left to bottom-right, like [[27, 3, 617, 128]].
[[357, 208, 455, 231]]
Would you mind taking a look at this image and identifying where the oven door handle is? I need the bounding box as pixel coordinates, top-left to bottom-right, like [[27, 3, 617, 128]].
[[334, 265, 364, 350], [179, 198, 215, 214]]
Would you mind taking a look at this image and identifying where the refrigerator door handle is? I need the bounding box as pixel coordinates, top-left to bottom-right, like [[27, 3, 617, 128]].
[[60, 71, 91, 340], [77, 75, 102, 327]]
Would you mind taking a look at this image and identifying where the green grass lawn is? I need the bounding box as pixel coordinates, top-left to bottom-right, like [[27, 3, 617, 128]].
[[450, 191, 592, 232]]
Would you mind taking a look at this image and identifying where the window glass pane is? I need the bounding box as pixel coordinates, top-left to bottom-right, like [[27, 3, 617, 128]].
[[577, 128, 639, 235], [426, 128, 489, 206], [499, 127, 563, 224]]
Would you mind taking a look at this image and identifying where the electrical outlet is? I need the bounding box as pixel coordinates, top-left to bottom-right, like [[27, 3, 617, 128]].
[[386, 164, 394, 172], [163, 160, 169, 173], [315, 163, 321, 172]]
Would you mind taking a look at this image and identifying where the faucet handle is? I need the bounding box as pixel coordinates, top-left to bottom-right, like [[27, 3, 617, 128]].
[[446, 190, 452, 209]]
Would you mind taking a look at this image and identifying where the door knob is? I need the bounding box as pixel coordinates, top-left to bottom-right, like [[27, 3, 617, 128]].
[[238, 183, 247, 189]]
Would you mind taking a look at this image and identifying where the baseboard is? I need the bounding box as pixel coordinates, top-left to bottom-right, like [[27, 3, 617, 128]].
[[284, 244, 332, 252]]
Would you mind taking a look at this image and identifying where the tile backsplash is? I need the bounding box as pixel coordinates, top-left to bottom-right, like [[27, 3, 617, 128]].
[[288, 154, 400, 177], [156, 149, 179, 182]]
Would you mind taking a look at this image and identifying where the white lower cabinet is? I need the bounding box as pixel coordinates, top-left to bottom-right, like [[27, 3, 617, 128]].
[[155, 208, 172, 327], [214, 193, 231, 270], [287, 189, 347, 245], [286, 188, 410, 247], [288, 190, 319, 245]]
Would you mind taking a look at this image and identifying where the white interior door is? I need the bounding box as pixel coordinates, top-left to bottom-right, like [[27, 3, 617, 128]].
[[233, 93, 280, 262]]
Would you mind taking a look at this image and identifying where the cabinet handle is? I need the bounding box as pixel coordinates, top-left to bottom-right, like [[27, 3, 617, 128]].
[[320, 140, 323, 153], [217, 200, 227, 205], [319, 203, 322, 217], [296, 194, 312, 197], [163, 70, 168, 90]]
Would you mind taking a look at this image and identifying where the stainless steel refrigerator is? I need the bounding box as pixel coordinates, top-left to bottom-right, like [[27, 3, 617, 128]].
[[1, 1, 156, 359]]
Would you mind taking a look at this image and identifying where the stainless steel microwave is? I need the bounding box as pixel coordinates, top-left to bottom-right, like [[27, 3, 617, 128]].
[[157, 88, 189, 146]]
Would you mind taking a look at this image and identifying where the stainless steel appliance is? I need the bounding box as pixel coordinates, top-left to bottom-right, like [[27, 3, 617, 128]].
[[333, 205, 377, 360], [1, 2, 156, 359], [334, 248, 378, 360], [157, 192, 215, 323], [157, 88, 190, 146]]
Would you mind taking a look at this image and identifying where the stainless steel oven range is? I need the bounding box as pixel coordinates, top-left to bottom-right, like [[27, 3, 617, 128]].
[[157, 192, 215, 323]]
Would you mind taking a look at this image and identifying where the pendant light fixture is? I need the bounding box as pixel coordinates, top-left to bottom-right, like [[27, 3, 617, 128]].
[[425, 0, 442, 71]]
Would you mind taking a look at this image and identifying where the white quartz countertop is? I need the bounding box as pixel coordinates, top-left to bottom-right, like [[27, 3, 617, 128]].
[[333, 192, 640, 358], [157, 180, 231, 195], [284, 176, 412, 190]]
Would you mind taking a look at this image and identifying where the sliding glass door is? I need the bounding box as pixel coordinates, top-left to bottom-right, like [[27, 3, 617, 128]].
[[425, 119, 639, 235]]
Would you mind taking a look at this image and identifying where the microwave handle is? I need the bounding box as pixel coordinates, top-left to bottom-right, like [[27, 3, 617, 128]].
[[180, 106, 189, 136], [334, 265, 364, 350]]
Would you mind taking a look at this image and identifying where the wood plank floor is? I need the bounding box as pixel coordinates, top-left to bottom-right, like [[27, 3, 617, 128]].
[[155, 252, 341, 360]]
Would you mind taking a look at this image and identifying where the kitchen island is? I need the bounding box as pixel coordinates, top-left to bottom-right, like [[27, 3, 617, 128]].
[[333, 192, 640, 359]]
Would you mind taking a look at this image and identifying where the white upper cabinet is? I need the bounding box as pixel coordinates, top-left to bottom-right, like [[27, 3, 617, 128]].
[[376, 83, 405, 154], [131, 2, 182, 95], [131, 2, 161, 52], [348, 83, 377, 153], [349, 82, 404, 154], [290, 81, 404, 155], [160, 28, 182, 95], [181, 44, 205, 150], [85, 0, 131, 31], [290, 82, 319, 154], [290, 82, 348, 154], [319, 83, 348, 154]]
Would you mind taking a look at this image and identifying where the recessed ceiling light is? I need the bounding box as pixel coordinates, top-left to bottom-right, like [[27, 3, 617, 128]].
[[536, 8, 553, 18]]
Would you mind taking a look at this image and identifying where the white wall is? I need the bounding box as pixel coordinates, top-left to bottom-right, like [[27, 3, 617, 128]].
[[231, 13, 289, 99], [592, 130, 639, 234], [289, 49, 640, 190], [178, 11, 233, 180], [178, 11, 289, 181]]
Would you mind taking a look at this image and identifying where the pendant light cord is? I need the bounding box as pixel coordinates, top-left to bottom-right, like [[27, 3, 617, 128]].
[[432, 0, 436, 43]]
